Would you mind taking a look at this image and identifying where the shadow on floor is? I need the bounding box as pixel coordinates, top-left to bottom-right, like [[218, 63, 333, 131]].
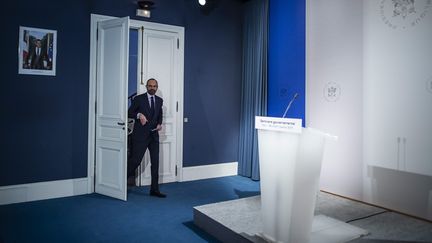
[[183, 221, 221, 243], [234, 189, 260, 198]]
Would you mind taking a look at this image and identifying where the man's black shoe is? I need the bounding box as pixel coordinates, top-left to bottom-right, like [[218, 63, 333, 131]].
[[150, 190, 167, 198], [127, 177, 136, 187]]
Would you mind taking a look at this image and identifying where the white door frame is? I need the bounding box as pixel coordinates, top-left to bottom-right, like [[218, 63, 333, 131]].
[[87, 14, 185, 193]]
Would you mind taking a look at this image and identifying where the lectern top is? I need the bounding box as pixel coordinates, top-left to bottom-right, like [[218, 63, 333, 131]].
[[255, 116, 302, 133]]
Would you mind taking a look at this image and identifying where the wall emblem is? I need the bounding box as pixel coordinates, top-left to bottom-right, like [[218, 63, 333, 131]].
[[393, 0, 416, 19], [279, 88, 288, 97], [380, 0, 431, 29], [324, 82, 341, 102]]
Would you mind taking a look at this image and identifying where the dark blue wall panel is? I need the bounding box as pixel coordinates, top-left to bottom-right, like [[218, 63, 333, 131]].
[[1, 0, 243, 186], [182, 0, 243, 166], [268, 0, 305, 125], [0, 1, 91, 186]]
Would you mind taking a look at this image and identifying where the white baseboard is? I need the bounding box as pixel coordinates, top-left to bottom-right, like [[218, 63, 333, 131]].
[[0, 178, 89, 205], [0, 162, 238, 205], [181, 162, 238, 182]]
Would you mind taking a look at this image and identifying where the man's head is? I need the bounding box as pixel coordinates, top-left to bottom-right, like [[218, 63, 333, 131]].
[[146, 78, 158, 95], [35, 39, 42, 48]]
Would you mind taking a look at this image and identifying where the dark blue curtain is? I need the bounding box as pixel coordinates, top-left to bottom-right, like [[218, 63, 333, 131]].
[[238, 0, 268, 180]]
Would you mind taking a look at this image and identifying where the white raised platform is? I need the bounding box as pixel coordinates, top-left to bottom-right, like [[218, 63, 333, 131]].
[[194, 196, 368, 243]]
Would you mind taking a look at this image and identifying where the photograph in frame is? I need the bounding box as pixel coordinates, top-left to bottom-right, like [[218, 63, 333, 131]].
[[18, 26, 57, 76]]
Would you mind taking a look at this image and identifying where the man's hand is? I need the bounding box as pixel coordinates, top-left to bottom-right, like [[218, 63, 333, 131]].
[[156, 124, 162, 131], [138, 113, 148, 125]]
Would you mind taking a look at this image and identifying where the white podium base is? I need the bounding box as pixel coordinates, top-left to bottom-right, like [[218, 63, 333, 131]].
[[254, 214, 367, 243], [254, 115, 338, 243], [193, 196, 368, 243]]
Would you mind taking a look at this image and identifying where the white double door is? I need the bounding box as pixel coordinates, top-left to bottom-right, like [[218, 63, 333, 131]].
[[93, 15, 184, 200]]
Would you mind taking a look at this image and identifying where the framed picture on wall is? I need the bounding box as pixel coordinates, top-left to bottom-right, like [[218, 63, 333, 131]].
[[18, 26, 57, 76]]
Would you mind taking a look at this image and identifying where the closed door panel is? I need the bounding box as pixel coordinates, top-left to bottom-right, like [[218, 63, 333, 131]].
[[138, 28, 180, 185]]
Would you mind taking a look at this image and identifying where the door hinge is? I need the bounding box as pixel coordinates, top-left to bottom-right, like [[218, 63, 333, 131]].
[[176, 101, 178, 112], [96, 28, 99, 41], [177, 38, 179, 49], [175, 165, 178, 176], [95, 101, 97, 114]]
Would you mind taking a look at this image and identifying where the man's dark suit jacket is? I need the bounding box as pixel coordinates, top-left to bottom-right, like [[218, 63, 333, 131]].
[[28, 48, 46, 69], [128, 93, 163, 141]]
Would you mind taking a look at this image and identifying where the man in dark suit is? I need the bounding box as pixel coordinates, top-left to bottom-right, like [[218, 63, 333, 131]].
[[127, 78, 166, 198], [28, 39, 46, 69]]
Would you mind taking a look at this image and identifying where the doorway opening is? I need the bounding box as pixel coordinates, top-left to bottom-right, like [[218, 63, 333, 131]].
[[88, 14, 185, 200]]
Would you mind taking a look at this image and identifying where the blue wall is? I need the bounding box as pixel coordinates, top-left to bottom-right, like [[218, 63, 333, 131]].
[[0, 0, 244, 186], [182, 1, 243, 166], [268, 0, 305, 125], [0, 0, 91, 186]]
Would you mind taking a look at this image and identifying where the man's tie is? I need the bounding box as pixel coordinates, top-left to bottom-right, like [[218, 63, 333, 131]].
[[150, 96, 155, 117]]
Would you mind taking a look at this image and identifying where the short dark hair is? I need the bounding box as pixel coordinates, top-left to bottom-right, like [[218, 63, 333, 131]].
[[146, 78, 158, 85]]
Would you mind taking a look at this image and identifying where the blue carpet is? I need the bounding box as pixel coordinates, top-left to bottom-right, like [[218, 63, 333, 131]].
[[0, 176, 260, 243]]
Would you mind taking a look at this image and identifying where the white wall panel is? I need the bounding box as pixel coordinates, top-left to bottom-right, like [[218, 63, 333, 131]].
[[307, 0, 432, 220], [307, 0, 363, 199]]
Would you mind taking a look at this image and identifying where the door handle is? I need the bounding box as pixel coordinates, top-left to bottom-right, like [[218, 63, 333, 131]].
[[117, 122, 125, 126]]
